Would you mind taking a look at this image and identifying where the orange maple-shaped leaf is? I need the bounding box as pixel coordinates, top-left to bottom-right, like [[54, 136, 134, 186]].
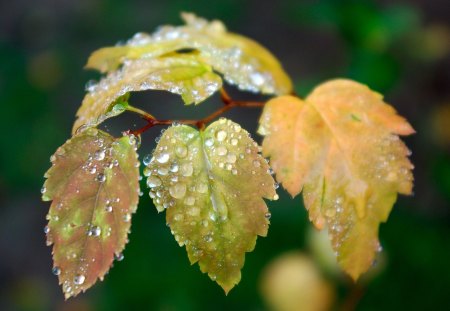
[[42, 128, 140, 298], [258, 79, 414, 280]]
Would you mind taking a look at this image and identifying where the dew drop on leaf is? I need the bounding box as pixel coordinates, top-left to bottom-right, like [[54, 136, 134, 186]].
[[96, 173, 106, 183], [74, 275, 85, 285], [157, 152, 170, 163], [169, 183, 187, 199], [205, 138, 214, 147], [180, 162, 193, 177], [215, 130, 227, 141], [147, 175, 162, 188], [114, 252, 124, 261], [94, 150, 106, 161], [175, 145, 188, 158], [88, 226, 101, 237], [52, 267, 61, 276], [143, 154, 152, 166]]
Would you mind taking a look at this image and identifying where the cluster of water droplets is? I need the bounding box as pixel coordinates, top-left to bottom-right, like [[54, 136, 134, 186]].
[[144, 125, 199, 215], [124, 13, 280, 94], [78, 54, 222, 131], [368, 134, 414, 189]]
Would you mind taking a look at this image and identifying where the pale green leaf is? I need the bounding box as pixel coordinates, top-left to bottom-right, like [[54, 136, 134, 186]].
[[72, 54, 222, 134], [86, 13, 292, 95], [42, 128, 140, 298], [258, 79, 414, 280], [144, 119, 278, 293]]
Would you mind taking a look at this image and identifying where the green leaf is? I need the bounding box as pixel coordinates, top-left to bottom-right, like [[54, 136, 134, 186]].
[[42, 128, 140, 298], [258, 79, 414, 280], [86, 13, 292, 95], [144, 119, 278, 293], [72, 54, 222, 134]]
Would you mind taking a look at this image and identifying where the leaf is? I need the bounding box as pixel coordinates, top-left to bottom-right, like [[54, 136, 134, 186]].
[[72, 54, 222, 134], [258, 79, 414, 280], [86, 13, 292, 95], [42, 128, 140, 298], [144, 119, 278, 293]]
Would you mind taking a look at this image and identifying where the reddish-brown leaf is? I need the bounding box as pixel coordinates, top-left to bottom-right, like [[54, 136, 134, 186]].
[[42, 129, 140, 298]]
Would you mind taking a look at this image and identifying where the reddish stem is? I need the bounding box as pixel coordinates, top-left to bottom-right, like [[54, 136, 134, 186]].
[[127, 88, 265, 136]]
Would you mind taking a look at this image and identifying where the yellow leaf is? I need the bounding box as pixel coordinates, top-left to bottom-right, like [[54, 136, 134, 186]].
[[144, 119, 278, 293], [86, 13, 292, 95], [258, 79, 414, 280], [72, 54, 222, 134]]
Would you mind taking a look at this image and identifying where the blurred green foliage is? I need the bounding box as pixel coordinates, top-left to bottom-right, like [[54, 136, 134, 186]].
[[0, 0, 449, 310]]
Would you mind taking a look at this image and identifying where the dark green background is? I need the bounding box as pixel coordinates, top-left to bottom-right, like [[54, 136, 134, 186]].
[[1, 0, 449, 310]]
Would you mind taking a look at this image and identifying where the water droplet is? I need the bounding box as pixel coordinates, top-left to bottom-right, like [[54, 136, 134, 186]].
[[96, 173, 106, 183], [175, 145, 188, 158], [123, 213, 131, 222], [231, 168, 238, 175], [325, 209, 336, 218], [52, 266, 61, 276], [94, 150, 106, 161], [230, 138, 238, 146], [143, 154, 152, 166], [197, 182, 208, 193], [89, 167, 97, 174], [185, 196, 195, 205], [74, 274, 85, 285], [85, 80, 97, 92], [44, 225, 50, 234], [188, 206, 200, 216], [170, 163, 179, 172], [204, 234, 213, 242], [216, 130, 227, 141], [180, 163, 193, 177], [216, 146, 227, 156], [205, 138, 214, 147], [147, 176, 161, 188], [41, 186, 46, 194], [157, 166, 169, 176], [253, 160, 261, 167], [114, 252, 124, 261], [273, 194, 279, 200], [226, 153, 237, 163], [265, 212, 272, 219], [105, 204, 113, 212], [156, 152, 170, 163], [88, 226, 101, 237], [174, 214, 183, 221], [169, 183, 186, 199]]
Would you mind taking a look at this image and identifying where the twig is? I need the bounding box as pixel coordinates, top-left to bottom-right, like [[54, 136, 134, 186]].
[[126, 88, 265, 136]]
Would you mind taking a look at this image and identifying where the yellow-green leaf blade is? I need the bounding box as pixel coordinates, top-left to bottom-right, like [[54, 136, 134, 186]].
[[42, 129, 140, 298], [144, 119, 277, 293], [259, 79, 414, 280], [86, 13, 292, 95], [72, 54, 222, 134]]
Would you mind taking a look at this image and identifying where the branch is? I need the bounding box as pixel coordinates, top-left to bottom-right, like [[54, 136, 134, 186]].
[[126, 88, 265, 136]]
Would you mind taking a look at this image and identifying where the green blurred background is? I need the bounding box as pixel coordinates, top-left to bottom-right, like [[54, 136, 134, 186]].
[[1, 0, 449, 310]]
